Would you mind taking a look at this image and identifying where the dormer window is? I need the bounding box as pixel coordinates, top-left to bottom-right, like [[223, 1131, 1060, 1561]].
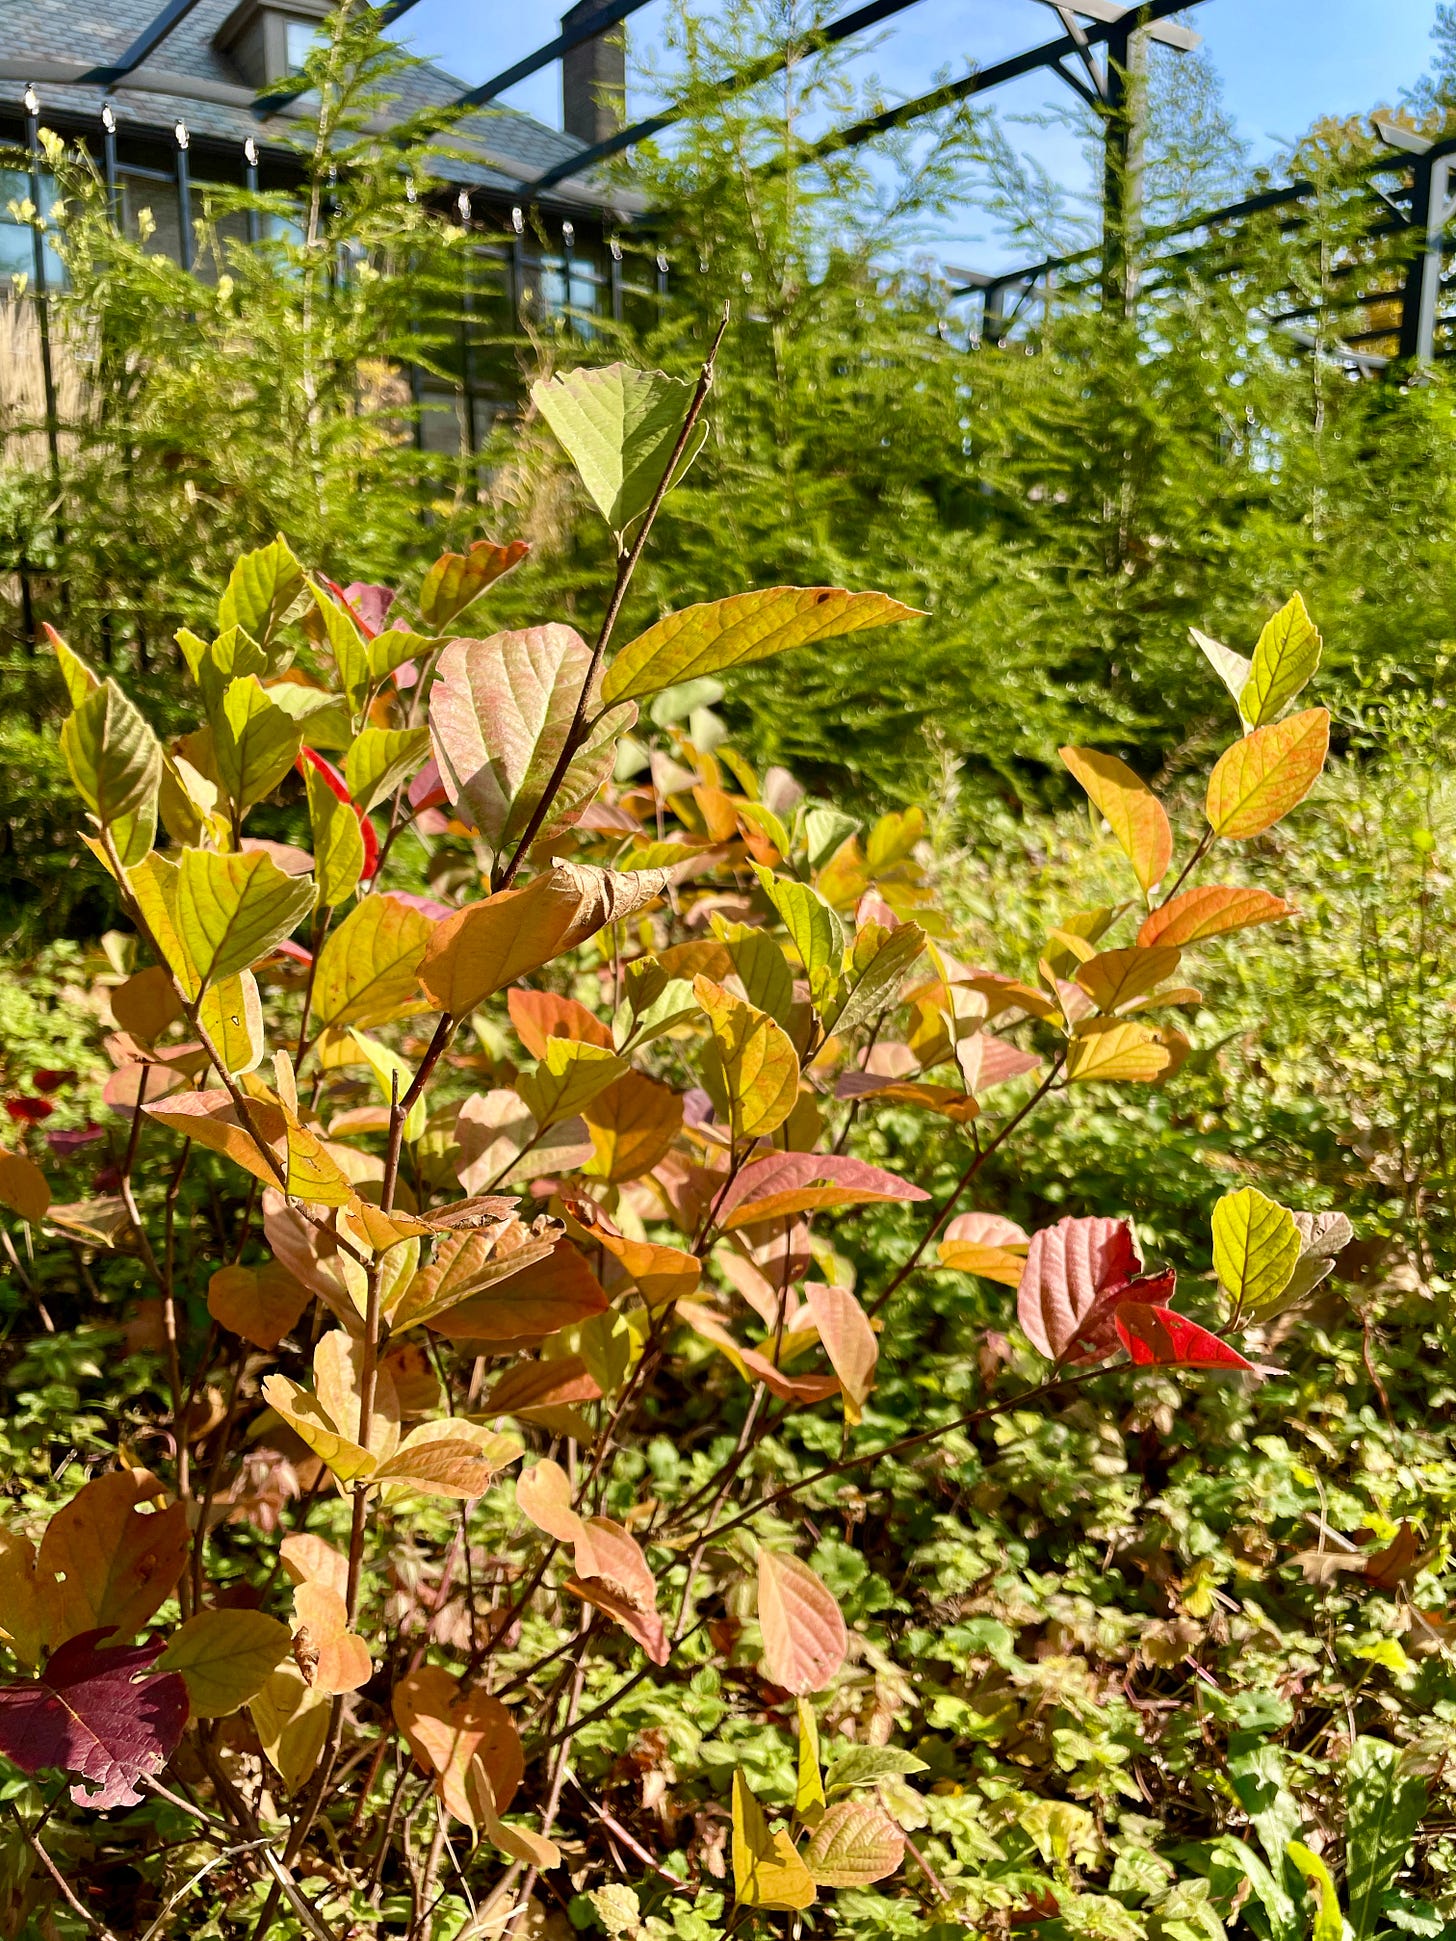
[[214, 0, 332, 92]]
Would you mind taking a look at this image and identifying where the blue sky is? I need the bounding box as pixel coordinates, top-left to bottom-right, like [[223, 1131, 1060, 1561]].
[[397, 1, 1449, 263]]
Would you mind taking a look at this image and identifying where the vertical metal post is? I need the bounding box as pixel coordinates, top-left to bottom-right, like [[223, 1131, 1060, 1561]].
[[562, 219, 576, 338], [1399, 151, 1454, 363], [244, 136, 261, 246], [510, 204, 526, 322], [23, 88, 63, 506], [457, 190, 477, 459], [174, 120, 193, 272], [656, 249, 669, 326], [983, 281, 1007, 345], [609, 237, 623, 324], [1101, 17, 1148, 318], [101, 103, 119, 219]]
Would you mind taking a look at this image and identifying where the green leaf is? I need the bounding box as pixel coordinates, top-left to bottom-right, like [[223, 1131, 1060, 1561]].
[[1209, 1836, 1300, 1941], [693, 976, 800, 1139], [824, 1746, 929, 1793], [1212, 1187, 1300, 1320], [603, 587, 924, 705], [1286, 1841, 1342, 1941], [155, 1608, 293, 1718], [367, 627, 436, 683], [175, 847, 316, 988], [306, 767, 365, 908], [517, 1039, 629, 1127], [1242, 594, 1322, 729], [804, 805, 859, 872], [711, 918, 795, 1029], [311, 581, 371, 711], [1228, 1744, 1301, 1877], [344, 726, 431, 815], [752, 866, 844, 1014], [214, 676, 306, 816], [826, 923, 927, 1039], [531, 363, 705, 543], [45, 626, 100, 707], [217, 535, 305, 649], [350, 1031, 428, 1143], [1346, 1737, 1427, 1937], [60, 677, 163, 867], [1191, 626, 1253, 716]]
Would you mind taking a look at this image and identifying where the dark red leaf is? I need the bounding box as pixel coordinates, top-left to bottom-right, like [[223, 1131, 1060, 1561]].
[[32, 1070, 77, 1095], [1063, 1266, 1177, 1362], [1113, 1304, 1257, 1373], [0, 1631, 189, 1809], [6, 1099, 53, 1125], [1017, 1215, 1142, 1362]]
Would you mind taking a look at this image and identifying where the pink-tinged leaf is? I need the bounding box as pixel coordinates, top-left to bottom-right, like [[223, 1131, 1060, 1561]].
[[1113, 1304, 1258, 1373], [566, 1575, 671, 1665], [802, 1796, 905, 1887], [339, 581, 395, 638], [1017, 1216, 1141, 1363], [757, 1550, 847, 1694], [954, 1033, 1043, 1095], [943, 1211, 1029, 1249], [717, 1152, 929, 1230], [0, 1631, 189, 1808], [803, 1283, 877, 1422]]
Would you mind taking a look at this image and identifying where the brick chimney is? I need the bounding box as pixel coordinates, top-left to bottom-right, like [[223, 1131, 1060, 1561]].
[[561, 1, 626, 146]]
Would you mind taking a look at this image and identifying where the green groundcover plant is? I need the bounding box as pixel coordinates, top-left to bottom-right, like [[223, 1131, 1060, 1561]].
[[0, 350, 1426, 1940]]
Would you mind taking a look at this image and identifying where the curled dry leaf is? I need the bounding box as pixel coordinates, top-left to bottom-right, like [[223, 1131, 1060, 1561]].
[[418, 861, 677, 1018], [290, 1582, 371, 1694], [390, 1212, 565, 1331], [428, 1238, 608, 1342]]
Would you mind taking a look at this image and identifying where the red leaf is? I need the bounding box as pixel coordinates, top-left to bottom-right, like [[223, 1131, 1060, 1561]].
[[5, 1099, 53, 1125], [408, 757, 449, 813], [298, 747, 380, 879], [1113, 1304, 1257, 1372], [0, 1631, 189, 1809], [46, 1122, 106, 1155], [1017, 1215, 1141, 1362], [32, 1070, 77, 1095]]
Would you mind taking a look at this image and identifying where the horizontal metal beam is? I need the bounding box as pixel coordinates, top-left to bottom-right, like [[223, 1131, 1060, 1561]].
[[806, 0, 1210, 164], [81, 0, 212, 84], [455, 0, 654, 112], [1033, 0, 1202, 53], [530, 0, 931, 191]]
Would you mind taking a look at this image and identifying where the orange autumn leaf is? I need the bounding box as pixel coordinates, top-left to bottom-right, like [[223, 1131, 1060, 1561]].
[[207, 1260, 312, 1350], [1205, 708, 1330, 840]]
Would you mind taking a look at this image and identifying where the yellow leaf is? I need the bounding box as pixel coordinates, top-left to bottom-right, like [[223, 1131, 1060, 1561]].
[[731, 1770, 817, 1911], [1211, 1186, 1300, 1319], [1242, 593, 1322, 729], [693, 976, 799, 1140], [1059, 746, 1172, 893], [175, 847, 315, 988], [796, 1697, 826, 1822], [1064, 1018, 1173, 1084], [198, 970, 265, 1075], [604, 587, 923, 705], [1074, 946, 1182, 1014], [419, 537, 530, 632], [250, 1666, 330, 1794], [936, 1240, 1026, 1285], [0, 1148, 50, 1225], [309, 893, 435, 1032], [581, 1068, 682, 1182], [1205, 708, 1330, 840], [155, 1608, 292, 1717]]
